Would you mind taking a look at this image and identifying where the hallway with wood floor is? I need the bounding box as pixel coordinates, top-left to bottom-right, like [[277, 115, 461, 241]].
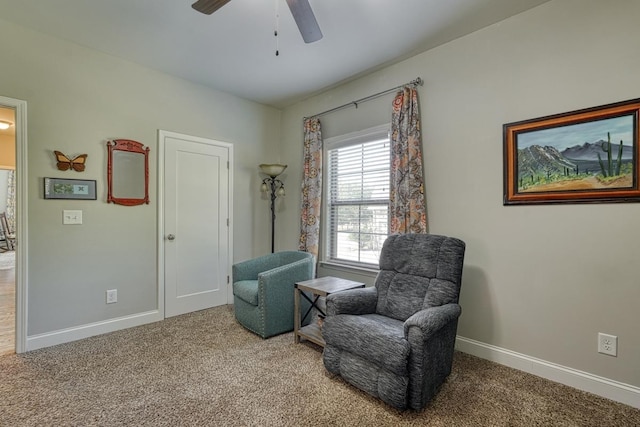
[[0, 262, 15, 355]]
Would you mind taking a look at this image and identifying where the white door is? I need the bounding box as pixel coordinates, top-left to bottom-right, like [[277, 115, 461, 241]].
[[160, 131, 232, 318]]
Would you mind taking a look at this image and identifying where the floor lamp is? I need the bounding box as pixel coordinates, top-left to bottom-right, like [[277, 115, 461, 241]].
[[259, 164, 287, 253]]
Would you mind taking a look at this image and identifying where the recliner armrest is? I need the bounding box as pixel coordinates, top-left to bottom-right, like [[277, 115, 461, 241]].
[[403, 303, 461, 339], [326, 287, 377, 316]]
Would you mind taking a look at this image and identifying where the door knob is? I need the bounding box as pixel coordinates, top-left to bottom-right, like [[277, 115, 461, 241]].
[[167, 234, 175, 241]]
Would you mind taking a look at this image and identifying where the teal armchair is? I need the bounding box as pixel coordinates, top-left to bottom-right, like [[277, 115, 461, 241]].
[[232, 251, 315, 338]]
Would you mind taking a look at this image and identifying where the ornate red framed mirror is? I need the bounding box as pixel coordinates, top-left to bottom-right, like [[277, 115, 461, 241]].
[[107, 139, 150, 206]]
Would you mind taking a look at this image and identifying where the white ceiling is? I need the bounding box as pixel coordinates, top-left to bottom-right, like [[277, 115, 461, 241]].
[[0, 0, 550, 108]]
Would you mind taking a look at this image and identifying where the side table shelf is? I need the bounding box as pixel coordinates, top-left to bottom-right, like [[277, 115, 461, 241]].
[[294, 276, 365, 347], [297, 323, 324, 347]]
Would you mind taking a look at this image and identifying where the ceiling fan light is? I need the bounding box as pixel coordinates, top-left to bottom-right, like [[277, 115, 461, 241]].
[[0, 120, 13, 130]]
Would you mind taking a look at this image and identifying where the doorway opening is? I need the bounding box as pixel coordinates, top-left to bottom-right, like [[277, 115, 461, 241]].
[[0, 105, 16, 355]]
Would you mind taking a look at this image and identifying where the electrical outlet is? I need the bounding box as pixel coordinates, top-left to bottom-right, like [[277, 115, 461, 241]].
[[598, 333, 617, 356], [106, 289, 118, 304]]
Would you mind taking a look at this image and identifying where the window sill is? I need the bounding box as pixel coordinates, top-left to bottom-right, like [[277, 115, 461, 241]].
[[318, 261, 379, 278]]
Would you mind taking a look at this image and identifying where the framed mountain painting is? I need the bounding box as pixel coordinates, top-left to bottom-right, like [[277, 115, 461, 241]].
[[503, 98, 640, 205]]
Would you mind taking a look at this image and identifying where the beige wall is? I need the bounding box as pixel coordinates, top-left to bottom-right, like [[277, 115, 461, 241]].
[[0, 107, 16, 169], [0, 18, 280, 335], [0, 105, 16, 168], [280, 0, 640, 388], [0, 135, 15, 169]]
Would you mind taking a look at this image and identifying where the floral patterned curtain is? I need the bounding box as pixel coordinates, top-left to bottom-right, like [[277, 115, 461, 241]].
[[6, 170, 16, 232], [298, 118, 323, 258], [390, 87, 427, 234]]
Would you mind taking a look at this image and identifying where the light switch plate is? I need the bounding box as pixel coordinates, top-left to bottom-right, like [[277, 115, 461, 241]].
[[63, 210, 83, 225]]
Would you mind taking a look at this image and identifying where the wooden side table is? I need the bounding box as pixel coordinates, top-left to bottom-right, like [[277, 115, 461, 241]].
[[294, 276, 365, 347]]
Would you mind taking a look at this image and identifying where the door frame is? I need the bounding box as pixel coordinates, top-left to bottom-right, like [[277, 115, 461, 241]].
[[0, 96, 28, 353], [157, 130, 234, 317]]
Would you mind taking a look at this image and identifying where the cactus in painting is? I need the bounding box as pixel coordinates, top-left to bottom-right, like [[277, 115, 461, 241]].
[[615, 140, 623, 176], [597, 151, 606, 176], [597, 132, 621, 177]]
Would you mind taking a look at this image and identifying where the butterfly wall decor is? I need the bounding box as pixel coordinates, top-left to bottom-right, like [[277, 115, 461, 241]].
[[54, 150, 88, 172]]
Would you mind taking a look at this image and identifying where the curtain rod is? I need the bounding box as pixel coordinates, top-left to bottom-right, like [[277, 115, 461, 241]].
[[304, 77, 423, 121]]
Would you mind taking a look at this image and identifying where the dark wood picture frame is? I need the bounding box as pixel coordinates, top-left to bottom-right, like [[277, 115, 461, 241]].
[[503, 98, 640, 205], [44, 178, 97, 200]]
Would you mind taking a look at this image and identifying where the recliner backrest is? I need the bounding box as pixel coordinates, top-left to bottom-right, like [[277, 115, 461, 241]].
[[374, 234, 466, 321]]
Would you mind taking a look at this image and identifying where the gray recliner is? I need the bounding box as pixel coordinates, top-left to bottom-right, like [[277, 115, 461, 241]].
[[322, 233, 466, 410]]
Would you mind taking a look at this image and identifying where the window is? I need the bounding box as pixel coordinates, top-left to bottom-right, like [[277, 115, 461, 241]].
[[324, 124, 390, 268]]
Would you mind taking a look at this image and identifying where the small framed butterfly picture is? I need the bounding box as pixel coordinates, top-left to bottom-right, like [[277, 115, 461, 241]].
[[44, 177, 97, 200], [54, 150, 88, 172]]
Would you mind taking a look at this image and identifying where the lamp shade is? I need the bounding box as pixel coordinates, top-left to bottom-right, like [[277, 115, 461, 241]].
[[259, 163, 287, 177]]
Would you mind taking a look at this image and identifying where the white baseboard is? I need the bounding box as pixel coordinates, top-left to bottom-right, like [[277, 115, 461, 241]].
[[26, 310, 163, 352], [455, 336, 640, 409]]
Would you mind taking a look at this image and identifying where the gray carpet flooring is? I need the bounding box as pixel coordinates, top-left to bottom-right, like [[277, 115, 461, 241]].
[[1, 305, 638, 426]]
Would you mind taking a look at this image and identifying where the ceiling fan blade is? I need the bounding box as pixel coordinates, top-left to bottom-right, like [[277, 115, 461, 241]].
[[286, 0, 323, 43], [192, 0, 231, 15]]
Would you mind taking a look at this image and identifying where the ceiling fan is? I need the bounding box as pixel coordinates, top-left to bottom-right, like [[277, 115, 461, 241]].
[[192, 0, 323, 43]]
